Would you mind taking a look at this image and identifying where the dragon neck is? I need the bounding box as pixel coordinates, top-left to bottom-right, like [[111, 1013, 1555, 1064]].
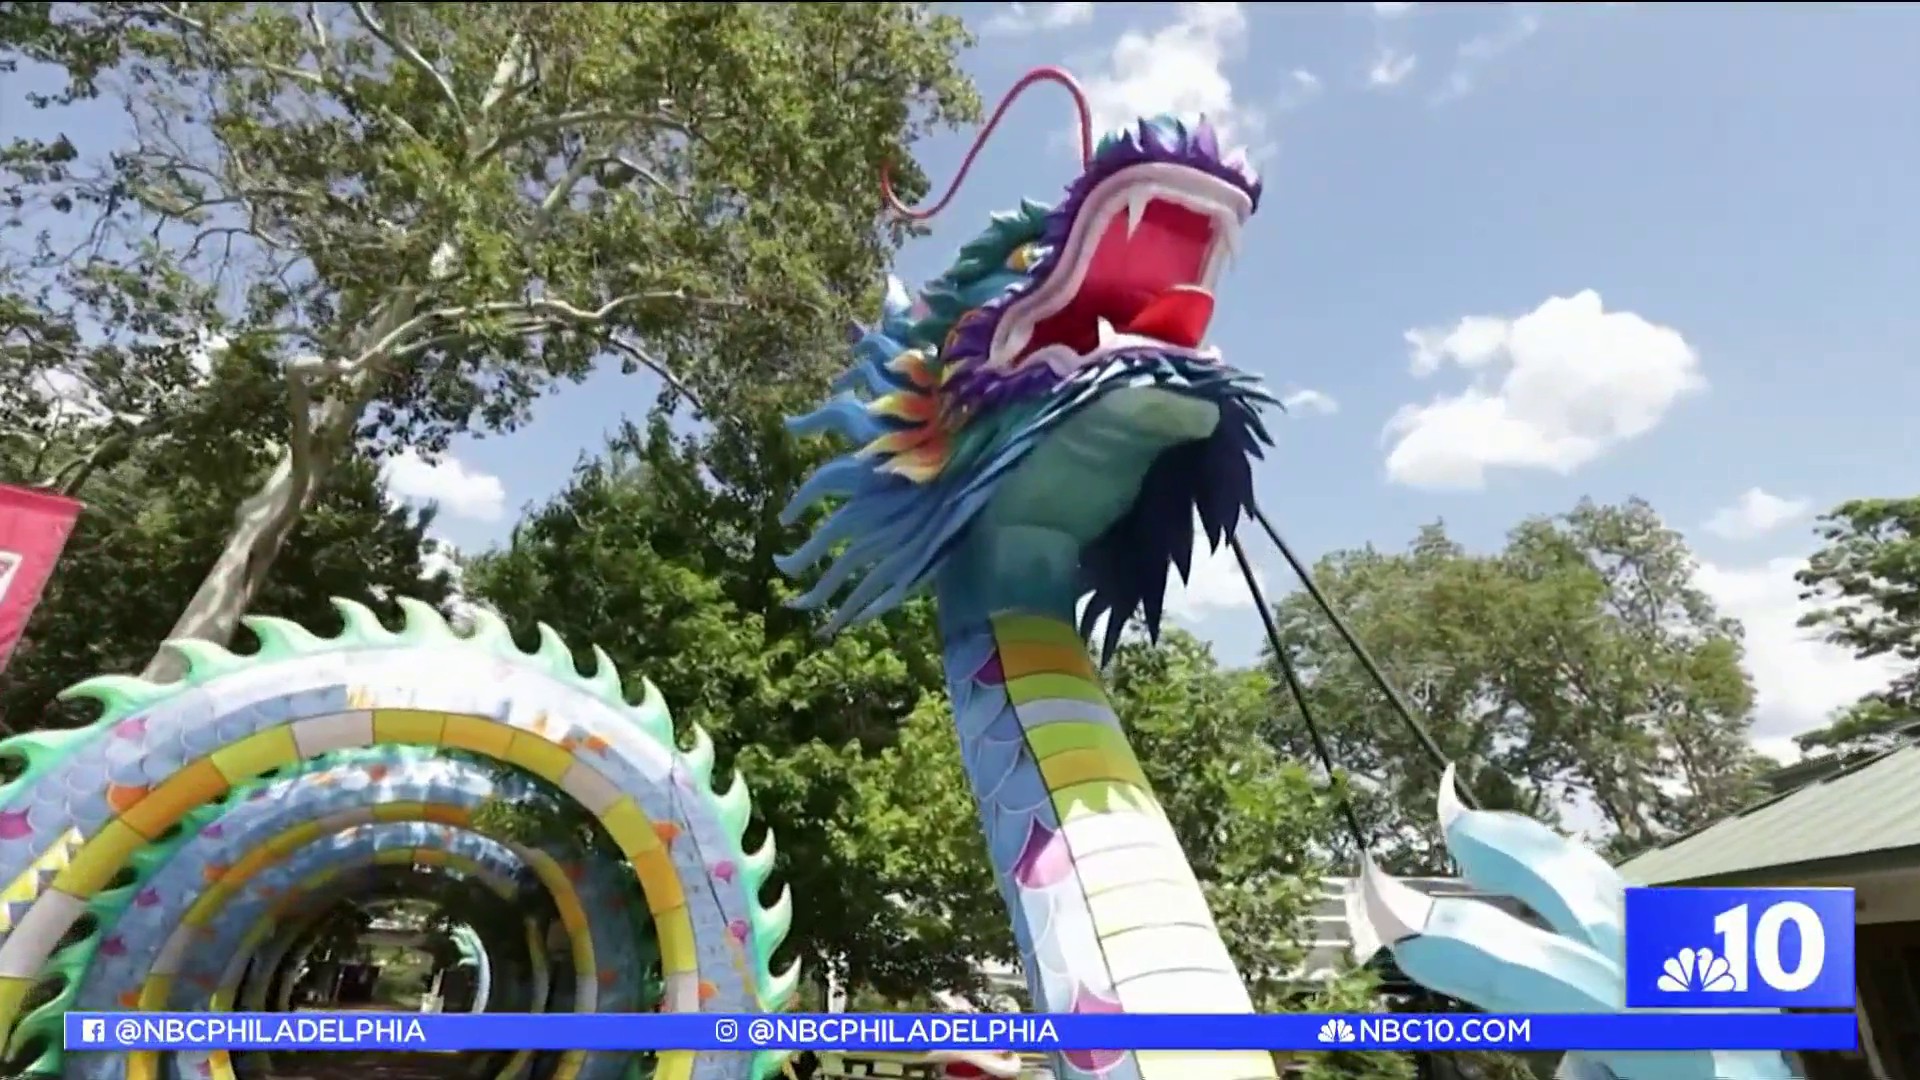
[[931, 525, 1275, 1080]]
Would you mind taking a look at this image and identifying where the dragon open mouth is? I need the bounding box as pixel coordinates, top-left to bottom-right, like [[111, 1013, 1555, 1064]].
[[988, 161, 1252, 375]]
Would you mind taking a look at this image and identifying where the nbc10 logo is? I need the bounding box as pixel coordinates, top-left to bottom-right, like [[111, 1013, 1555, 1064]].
[[1623, 887, 1855, 1008]]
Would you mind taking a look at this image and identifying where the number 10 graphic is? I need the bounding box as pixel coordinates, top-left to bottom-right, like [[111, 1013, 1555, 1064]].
[[1625, 887, 1855, 1009], [1702, 901, 1827, 992]]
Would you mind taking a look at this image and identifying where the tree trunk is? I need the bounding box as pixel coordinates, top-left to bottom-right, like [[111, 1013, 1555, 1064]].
[[139, 445, 330, 683], [140, 298, 415, 683]]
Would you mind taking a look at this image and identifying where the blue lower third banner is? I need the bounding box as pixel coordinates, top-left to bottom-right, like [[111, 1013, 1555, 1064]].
[[64, 1012, 1858, 1053]]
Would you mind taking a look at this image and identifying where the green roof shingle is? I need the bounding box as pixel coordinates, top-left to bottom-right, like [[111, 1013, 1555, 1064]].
[[1617, 739, 1920, 885]]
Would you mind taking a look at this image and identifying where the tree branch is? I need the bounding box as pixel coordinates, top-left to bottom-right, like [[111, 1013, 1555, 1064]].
[[604, 335, 704, 414], [474, 110, 700, 166], [136, 3, 327, 90], [345, 291, 737, 373], [347, 3, 463, 123], [478, 32, 536, 116]]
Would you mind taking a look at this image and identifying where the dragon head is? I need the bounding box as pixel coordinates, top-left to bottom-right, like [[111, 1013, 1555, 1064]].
[[1360, 766, 1802, 1080], [781, 69, 1275, 651]]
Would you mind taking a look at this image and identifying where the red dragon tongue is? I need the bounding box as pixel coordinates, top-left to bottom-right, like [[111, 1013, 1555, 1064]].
[[1121, 285, 1213, 348]]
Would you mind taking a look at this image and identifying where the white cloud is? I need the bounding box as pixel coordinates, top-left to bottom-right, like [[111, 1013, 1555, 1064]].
[[1703, 488, 1813, 541], [31, 328, 225, 427], [382, 450, 508, 522], [984, 1, 1095, 36], [1281, 388, 1340, 415], [1166, 526, 1263, 622], [1372, 2, 1418, 15], [1277, 69, 1323, 112], [1080, 2, 1269, 156], [1695, 554, 1903, 756], [1432, 12, 1541, 104], [1367, 48, 1418, 89], [1384, 290, 1705, 490]]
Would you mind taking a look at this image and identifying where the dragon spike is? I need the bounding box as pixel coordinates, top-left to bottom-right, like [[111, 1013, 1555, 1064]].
[[787, 531, 898, 613], [54, 674, 163, 717], [632, 678, 673, 743], [753, 884, 794, 958], [780, 458, 873, 526], [329, 597, 392, 641], [832, 355, 905, 398], [1435, 762, 1626, 958], [1437, 762, 1467, 829], [785, 393, 894, 446], [776, 500, 878, 577], [158, 637, 243, 681], [240, 615, 326, 659], [741, 831, 778, 893], [584, 645, 624, 702], [714, 770, 752, 841], [458, 605, 516, 651], [683, 725, 716, 786], [394, 597, 453, 642], [764, 958, 803, 1011], [532, 623, 573, 673], [883, 275, 913, 318]]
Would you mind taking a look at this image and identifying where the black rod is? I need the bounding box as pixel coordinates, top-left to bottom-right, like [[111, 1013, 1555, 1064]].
[[1230, 534, 1370, 850], [1247, 504, 1479, 812]]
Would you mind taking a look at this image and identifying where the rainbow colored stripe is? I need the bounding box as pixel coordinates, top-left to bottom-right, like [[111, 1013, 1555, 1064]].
[[987, 614, 1274, 1080]]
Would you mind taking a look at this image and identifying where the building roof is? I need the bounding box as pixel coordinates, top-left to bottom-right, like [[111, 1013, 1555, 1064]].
[[1616, 734, 1920, 885]]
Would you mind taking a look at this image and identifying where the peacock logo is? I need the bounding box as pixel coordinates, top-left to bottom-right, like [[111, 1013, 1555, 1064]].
[[1656, 946, 1738, 992], [1316, 1018, 1356, 1044]]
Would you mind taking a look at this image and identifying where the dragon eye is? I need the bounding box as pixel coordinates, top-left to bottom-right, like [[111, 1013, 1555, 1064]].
[[1005, 244, 1046, 272]]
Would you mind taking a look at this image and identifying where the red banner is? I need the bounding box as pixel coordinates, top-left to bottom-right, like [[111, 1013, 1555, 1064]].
[[0, 483, 84, 676]]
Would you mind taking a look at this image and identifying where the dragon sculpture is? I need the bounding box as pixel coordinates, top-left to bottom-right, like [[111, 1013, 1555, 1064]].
[[1360, 767, 1800, 1080], [0, 64, 1798, 1080], [778, 66, 1803, 1080], [0, 600, 795, 1080]]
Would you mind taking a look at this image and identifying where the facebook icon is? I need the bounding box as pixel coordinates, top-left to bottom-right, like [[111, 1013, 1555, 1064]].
[[80, 1019, 104, 1045]]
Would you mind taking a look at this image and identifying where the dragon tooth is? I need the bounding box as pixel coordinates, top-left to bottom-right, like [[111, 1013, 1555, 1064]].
[[1125, 188, 1151, 239], [1215, 226, 1240, 269], [1096, 317, 1118, 347], [998, 321, 1032, 366]]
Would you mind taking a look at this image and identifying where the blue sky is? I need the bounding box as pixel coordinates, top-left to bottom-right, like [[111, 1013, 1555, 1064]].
[[421, 2, 1914, 758], [12, 3, 1915, 759]]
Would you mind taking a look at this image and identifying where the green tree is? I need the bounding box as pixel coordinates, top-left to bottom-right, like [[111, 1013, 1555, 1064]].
[[1795, 497, 1920, 753], [0, 424, 452, 732], [1264, 499, 1768, 868], [464, 416, 957, 1001], [4, 2, 977, 681], [1504, 499, 1768, 854]]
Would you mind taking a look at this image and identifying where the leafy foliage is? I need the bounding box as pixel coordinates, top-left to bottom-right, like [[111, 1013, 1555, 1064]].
[[0, 380, 451, 732], [1795, 496, 1920, 753], [2, 2, 980, 668], [1263, 499, 1769, 868]]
